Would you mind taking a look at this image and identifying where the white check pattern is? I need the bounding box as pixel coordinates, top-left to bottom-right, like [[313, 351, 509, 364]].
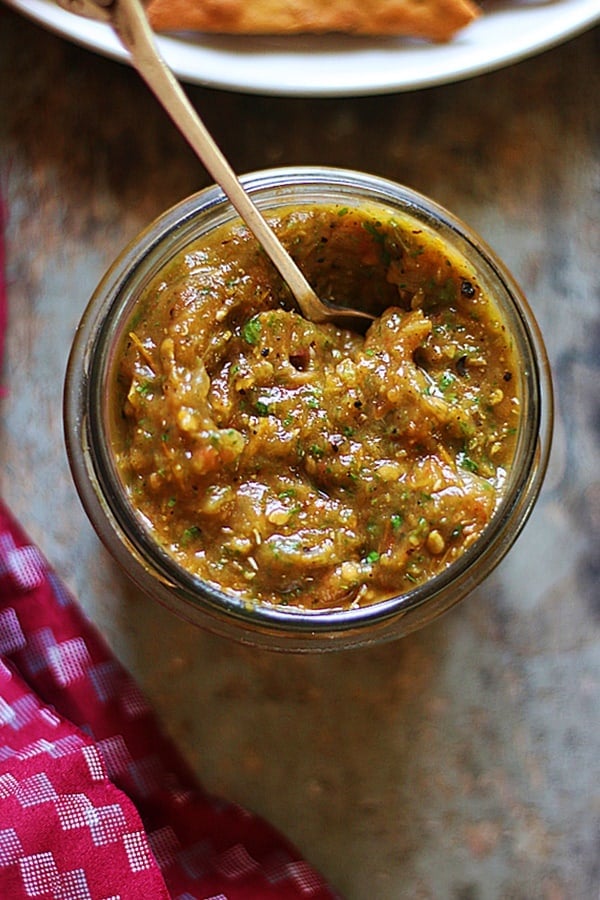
[[0, 500, 339, 899]]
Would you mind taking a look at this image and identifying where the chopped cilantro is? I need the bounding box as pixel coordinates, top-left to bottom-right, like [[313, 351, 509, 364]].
[[439, 372, 455, 392], [363, 220, 384, 242], [458, 451, 479, 473], [181, 525, 201, 545], [242, 316, 262, 345], [135, 380, 152, 397]]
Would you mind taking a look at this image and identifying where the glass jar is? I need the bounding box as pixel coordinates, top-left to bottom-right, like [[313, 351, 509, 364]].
[[64, 167, 553, 651]]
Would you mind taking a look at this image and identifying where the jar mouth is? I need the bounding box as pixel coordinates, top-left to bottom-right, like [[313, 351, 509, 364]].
[[64, 167, 553, 651]]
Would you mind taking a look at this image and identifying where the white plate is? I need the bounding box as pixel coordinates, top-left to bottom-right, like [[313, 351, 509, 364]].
[[6, 0, 600, 96]]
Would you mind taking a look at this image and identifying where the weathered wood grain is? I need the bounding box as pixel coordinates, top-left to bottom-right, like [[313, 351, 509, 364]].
[[1, 11, 598, 897]]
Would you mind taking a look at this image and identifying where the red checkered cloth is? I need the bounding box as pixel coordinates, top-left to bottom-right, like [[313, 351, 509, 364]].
[[0, 499, 340, 900]]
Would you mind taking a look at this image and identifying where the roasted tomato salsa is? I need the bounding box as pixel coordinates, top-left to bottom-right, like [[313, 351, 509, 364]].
[[112, 203, 520, 609]]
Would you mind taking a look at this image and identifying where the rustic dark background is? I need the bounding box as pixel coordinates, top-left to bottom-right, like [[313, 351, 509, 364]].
[[1, 8, 598, 898]]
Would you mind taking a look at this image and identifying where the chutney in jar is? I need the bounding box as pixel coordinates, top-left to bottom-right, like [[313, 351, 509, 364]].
[[112, 202, 520, 610]]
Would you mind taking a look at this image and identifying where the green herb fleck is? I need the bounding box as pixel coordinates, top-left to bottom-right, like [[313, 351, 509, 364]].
[[439, 372, 455, 392], [363, 221, 384, 242], [135, 380, 152, 397], [458, 451, 479, 473], [181, 525, 201, 545], [242, 316, 262, 345]]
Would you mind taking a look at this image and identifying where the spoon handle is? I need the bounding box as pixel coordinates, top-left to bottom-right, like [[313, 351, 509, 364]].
[[112, 0, 333, 321]]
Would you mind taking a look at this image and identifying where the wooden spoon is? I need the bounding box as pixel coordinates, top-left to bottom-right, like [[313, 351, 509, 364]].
[[58, 0, 375, 330]]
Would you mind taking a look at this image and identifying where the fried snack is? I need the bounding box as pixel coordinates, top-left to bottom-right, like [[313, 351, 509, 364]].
[[146, 0, 480, 43]]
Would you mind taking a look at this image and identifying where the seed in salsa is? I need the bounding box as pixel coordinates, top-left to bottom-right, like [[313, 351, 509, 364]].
[[112, 203, 520, 610]]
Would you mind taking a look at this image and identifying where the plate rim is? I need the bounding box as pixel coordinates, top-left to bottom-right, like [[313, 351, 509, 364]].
[[5, 0, 600, 96]]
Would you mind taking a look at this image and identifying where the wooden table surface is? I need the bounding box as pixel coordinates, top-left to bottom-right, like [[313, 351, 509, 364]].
[[1, 8, 599, 898]]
